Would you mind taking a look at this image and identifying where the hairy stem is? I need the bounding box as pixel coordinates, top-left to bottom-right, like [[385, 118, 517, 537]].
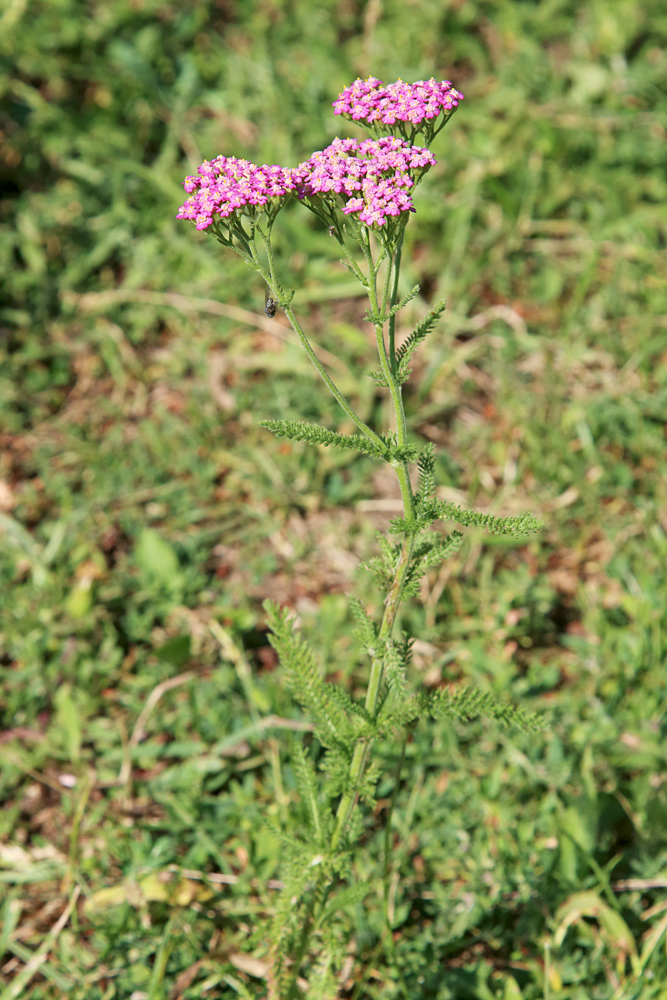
[[282, 233, 417, 995], [383, 735, 410, 1000], [387, 233, 404, 370], [252, 235, 389, 456], [282, 303, 388, 454], [285, 891, 318, 1000], [330, 238, 416, 849]]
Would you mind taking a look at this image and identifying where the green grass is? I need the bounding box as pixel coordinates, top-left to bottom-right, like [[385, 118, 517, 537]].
[[2, 0, 667, 997]]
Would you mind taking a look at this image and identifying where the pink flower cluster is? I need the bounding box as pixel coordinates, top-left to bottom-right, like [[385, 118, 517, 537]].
[[333, 76, 464, 128], [177, 79, 461, 233], [176, 156, 296, 231], [294, 136, 436, 228]]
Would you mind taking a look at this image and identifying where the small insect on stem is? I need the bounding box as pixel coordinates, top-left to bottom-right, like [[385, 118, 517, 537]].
[[265, 295, 278, 318]]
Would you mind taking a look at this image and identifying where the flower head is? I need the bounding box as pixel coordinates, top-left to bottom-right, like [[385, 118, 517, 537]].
[[294, 136, 436, 229], [177, 156, 296, 231], [333, 77, 464, 142]]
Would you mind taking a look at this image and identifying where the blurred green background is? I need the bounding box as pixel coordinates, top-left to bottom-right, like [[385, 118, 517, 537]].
[[1, 0, 667, 997]]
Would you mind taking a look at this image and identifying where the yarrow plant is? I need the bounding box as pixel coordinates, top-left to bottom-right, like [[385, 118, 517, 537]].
[[178, 78, 542, 1000]]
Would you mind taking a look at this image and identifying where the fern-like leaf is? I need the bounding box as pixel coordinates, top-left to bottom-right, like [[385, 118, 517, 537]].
[[260, 419, 390, 460], [363, 535, 401, 589], [387, 283, 420, 320], [401, 530, 465, 595], [364, 285, 420, 326], [422, 685, 544, 732], [431, 500, 544, 537], [395, 298, 447, 382], [323, 748, 356, 800], [318, 881, 373, 926], [392, 500, 543, 538], [267, 858, 313, 999], [388, 513, 432, 536], [420, 531, 464, 568], [415, 443, 436, 507], [385, 637, 408, 694], [377, 684, 543, 734], [366, 367, 390, 387], [349, 597, 378, 656], [292, 742, 322, 841], [326, 685, 373, 728], [304, 946, 340, 1000], [264, 601, 349, 748]]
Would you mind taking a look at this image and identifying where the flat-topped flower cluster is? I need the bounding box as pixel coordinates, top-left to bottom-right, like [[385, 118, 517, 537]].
[[293, 136, 436, 228], [177, 78, 462, 235], [176, 157, 297, 231], [333, 77, 464, 130]]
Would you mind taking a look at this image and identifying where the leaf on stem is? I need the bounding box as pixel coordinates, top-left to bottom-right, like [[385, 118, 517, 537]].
[[366, 366, 390, 387], [349, 596, 378, 655], [422, 685, 545, 732], [292, 742, 323, 841], [415, 443, 436, 506], [431, 500, 544, 537], [395, 298, 447, 384], [391, 500, 543, 537], [387, 283, 420, 320], [260, 419, 390, 460], [401, 530, 465, 596], [326, 686, 373, 729], [363, 283, 420, 325], [378, 684, 544, 734], [264, 601, 349, 748], [363, 535, 402, 590], [317, 881, 373, 927]]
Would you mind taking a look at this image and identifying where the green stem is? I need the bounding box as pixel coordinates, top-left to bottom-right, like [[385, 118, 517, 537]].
[[329, 236, 416, 851], [388, 233, 404, 370], [383, 735, 407, 895], [368, 237, 415, 521], [280, 229, 417, 993], [283, 303, 387, 453], [286, 891, 318, 1000], [383, 735, 410, 1000], [252, 233, 389, 457], [328, 529, 413, 851]]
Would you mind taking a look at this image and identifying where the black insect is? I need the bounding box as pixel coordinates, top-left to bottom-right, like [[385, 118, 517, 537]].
[[265, 296, 278, 318]]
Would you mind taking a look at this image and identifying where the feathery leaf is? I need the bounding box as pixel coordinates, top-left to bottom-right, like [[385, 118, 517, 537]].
[[401, 530, 465, 596], [415, 443, 436, 507], [386, 283, 420, 320], [349, 596, 378, 655], [318, 881, 373, 926], [264, 601, 349, 748], [395, 298, 447, 382], [260, 419, 390, 460], [423, 685, 545, 732], [292, 742, 322, 841], [366, 367, 390, 387], [363, 535, 402, 589], [431, 500, 544, 537]]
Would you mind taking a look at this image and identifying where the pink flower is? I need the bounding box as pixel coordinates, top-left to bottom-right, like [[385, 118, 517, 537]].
[[294, 136, 435, 229], [333, 77, 464, 142], [177, 157, 296, 230]]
